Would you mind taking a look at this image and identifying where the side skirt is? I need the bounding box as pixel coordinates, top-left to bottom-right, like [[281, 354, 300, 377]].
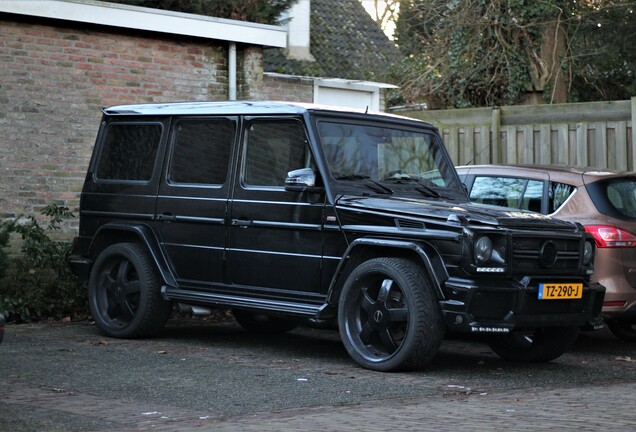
[[161, 285, 324, 318]]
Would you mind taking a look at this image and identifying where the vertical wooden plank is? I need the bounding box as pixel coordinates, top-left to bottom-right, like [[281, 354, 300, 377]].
[[523, 125, 533, 164], [587, 127, 596, 167], [557, 123, 568, 165], [478, 125, 491, 164], [615, 121, 627, 171], [504, 125, 517, 164], [539, 124, 551, 164], [461, 127, 475, 165], [628, 122, 634, 171], [568, 126, 577, 164], [551, 129, 558, 162], [595, 122, 607, 168], [576, 122, 588, 167], [631, 97, 636, 170], [446, 127, 459, 165], [491, 107, 501, 164], [607, 123, 617, 170]]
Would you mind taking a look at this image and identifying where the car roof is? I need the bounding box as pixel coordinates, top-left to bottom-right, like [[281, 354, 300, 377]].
[[456, 164, 636, 184], [102, 100, 434, 127]]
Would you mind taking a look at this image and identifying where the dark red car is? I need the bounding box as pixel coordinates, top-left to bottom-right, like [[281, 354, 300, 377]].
[[457, 164, 636, 341]]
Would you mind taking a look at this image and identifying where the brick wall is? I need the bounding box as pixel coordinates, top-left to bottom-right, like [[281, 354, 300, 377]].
[[260, 73, 314, 102], [0, 16, 235, 232], [0, 15, 353, 240]]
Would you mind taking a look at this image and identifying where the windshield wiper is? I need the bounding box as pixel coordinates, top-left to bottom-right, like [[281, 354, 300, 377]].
[[382, 174, 440, 198], [335, 174, 393, 195], [414, 184, 440, 198]]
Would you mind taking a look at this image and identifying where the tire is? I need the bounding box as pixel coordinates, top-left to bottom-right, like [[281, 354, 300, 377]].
[[488, 326, 580, 362], [607, 320, 636, 342], [338, 257, 444, 372], [232, 309, 298, 334], [88, 243, 172, 338]]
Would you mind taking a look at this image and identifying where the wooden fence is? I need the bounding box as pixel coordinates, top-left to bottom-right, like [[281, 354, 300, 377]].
[[400, 98, 636, 171]]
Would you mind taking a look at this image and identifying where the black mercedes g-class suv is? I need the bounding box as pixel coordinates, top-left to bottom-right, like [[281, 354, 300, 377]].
[[69, 101, 604, 371]]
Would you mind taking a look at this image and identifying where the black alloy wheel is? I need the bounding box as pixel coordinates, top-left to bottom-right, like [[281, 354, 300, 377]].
[[338, 257, 444, 372], [88, 243, 171, 338]]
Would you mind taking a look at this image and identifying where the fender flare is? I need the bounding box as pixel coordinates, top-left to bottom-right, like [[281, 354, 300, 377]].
[[89, 223, 177, 288], [325, 238, 448, 306]]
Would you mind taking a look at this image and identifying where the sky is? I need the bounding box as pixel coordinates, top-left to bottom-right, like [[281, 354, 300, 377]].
[[359, 0, 397, 39]]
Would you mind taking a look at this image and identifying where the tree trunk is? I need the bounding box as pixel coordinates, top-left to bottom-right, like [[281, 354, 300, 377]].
[[524, 18, 569, 104]]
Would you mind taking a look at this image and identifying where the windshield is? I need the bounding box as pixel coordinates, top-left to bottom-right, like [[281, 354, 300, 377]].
[[317, 120, 461, 196]]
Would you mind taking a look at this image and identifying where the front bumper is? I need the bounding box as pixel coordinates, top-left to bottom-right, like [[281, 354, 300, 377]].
[[441, 277, 606, 333]]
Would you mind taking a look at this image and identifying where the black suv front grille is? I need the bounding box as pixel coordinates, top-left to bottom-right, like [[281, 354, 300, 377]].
[[512, 236, 580, 274], [469, 291, 515, 320]]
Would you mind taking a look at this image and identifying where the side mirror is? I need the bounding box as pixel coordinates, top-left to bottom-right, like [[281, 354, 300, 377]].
[[285, 168, 323, 193]]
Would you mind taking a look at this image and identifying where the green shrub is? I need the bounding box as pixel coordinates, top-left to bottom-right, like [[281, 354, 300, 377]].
[[0, 204, 88, 322]]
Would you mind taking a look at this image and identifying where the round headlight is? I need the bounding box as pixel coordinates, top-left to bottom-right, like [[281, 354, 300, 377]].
[[475, 236, 493, 264], [583, 240, 594, 265]]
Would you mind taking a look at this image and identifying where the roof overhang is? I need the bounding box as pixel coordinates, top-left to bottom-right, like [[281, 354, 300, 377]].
[[313, 77, 399, 91], [0, 0, 287, 47]]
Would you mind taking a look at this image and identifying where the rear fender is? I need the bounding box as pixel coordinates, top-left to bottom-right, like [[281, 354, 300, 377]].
[[89, 223, 177, 288]]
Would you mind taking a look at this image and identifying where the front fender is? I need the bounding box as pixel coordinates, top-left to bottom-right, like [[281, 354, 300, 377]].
[[324, 238, 448, 306]]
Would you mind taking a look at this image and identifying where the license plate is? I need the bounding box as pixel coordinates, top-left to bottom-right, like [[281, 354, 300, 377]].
[[538, 283, 583, 300]]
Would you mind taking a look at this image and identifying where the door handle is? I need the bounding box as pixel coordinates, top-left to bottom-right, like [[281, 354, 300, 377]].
[[157, 212, 176, 222], [231, 218, 253, 227]]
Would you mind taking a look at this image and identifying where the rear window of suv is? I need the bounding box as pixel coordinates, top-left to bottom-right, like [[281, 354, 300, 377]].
[[587, 178, 636, 221], [95, 123, 162, 181]]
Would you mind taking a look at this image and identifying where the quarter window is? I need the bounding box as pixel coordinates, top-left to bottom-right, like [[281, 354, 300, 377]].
[[170, 118, 234, 185], [96, 123, 161, 181], [549, 182, 576, 213]]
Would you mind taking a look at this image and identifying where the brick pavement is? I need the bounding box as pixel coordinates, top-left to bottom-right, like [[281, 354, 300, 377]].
[[3, 322, 636, 431], [3, 378, 635, 431]]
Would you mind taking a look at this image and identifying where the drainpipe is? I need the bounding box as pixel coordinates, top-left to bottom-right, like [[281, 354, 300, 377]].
[[228, 42, 237, 101]]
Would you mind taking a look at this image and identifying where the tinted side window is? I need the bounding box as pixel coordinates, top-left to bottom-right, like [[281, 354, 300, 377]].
[[96, 123, 162, 181], [170, 118, 234, 185], [470, 176, 524, 207], [244, 120, 312, 187], [549, 181, 576, 213], [520, 180, 543, 212], [470, 176, 543, 211]]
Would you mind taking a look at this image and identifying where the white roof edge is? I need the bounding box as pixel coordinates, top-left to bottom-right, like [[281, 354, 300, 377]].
[[314, 77, 399, 90], [102, 101, 425, 123], [0, 0, 287, 47], [264, 73, 399, 90]]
